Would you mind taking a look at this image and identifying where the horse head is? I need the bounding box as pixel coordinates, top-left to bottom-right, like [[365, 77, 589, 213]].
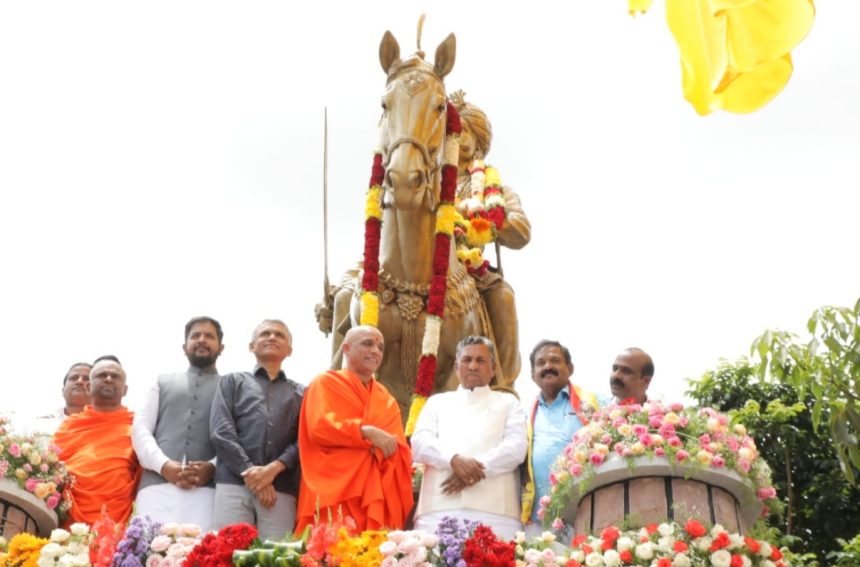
[[378, 30, 455, 211]]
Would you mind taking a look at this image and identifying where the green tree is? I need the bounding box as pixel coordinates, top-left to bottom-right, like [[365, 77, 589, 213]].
[[688, 358, 860, 561], [752, 298, 860, 484]]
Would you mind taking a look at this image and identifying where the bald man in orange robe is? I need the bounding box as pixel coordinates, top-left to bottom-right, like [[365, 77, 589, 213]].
[[296, 326, 413, 531], [54, 358, 141, 525]]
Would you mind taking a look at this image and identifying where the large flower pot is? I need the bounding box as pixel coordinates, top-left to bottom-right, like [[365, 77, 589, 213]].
[[0, 478, 58, 538], [563, 457, 762, 535]]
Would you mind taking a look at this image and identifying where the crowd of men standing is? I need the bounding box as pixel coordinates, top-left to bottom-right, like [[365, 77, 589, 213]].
[[41, 316, 655, 540]]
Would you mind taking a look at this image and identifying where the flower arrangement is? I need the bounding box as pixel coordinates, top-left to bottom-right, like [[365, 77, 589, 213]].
[[462, 525, 516, 566], [301, 514, 356, 566], [378, 529, 440, 566], [0, 416, 71, 516], [183, 522, 257, 567], [111, 515, 161, 566], [514, 531, 573, 567], [326, 529, 388, 566], [90, 508, 125, 567], [565, 520, 789, 567], [435, 516, 476, 567], [146, 523, 202, 567], [37, 523, 93, 566], [540, 401, 779, 528], [0, 532, 48, 567]]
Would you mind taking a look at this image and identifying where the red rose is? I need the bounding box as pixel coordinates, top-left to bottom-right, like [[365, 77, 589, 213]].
[[619, 549, 633, 563], [730, 555, 744, 567], [673, 540, 688, 553], [744, 537, 761, 554], [600, 526, 621, 543], [771, 547, 784, 560], [684, 519, 707, 538]]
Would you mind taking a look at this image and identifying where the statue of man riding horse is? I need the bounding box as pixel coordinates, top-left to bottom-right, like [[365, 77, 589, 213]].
[[315, 26, 530, 425]]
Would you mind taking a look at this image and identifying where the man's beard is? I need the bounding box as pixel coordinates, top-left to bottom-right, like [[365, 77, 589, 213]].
[[188, 352, 219, 368]]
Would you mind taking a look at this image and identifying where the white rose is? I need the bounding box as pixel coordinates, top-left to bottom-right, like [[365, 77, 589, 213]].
[[602, 549, 621, 567], [69, 523, 89, 536], [179, 524, 201, 537], [40, 542, 64, 557], [729, 534, 745, 549], [525, 549, 541, 563], [419, 532, 438, 548], [540, 531, 556, 544], [672, 553, 692, 567], [412, 545, 428, 562], [378, 541, 397, 556], [710, 549, 732, 567], [761, 561, 776, 567], [656, 536, 674, 552], [160, 523, 179, 536], [514, 531, 526, 544], [37, 557, 55, 567], [387, 530, 407, 543], [585, 551, 605, 566], [615, 536, 634, 551], [66, 542, 87, 555], [634, 542, 654, 560], [50, 529, 71, 543], [380, 558, 397, 567], [710, 524, 726, 538], [569, 550, 585, 562], [759, 543, 772, 557], [696, 536, 713, 552], [69, 555, 90, 567], [657, 523, 674, 536], [150, 535, 172, 553], [741, 557, 752, 567]]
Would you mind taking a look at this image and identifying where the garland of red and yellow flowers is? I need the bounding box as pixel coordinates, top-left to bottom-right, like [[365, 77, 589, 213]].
[[454, 160, 506, 277], [359, 100, 461, 436]]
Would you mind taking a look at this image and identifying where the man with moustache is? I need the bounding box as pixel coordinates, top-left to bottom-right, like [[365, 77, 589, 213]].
[[132, 316, 225, 530], [296, 326, 413, 532], [609, 347, 654, 406], [28, 362, 92, 434], [412, 335, 528, 539], [54, 358, 141, 525], [520, 340, 598, 535], [210, 319, 303, 540]]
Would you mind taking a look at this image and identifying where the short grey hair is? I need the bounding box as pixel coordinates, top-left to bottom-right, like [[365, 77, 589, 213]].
[[455, 335, 497, 367], [251, 319, 292, 342]]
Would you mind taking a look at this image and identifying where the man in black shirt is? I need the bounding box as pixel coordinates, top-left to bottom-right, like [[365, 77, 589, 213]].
[[210, 319, 304, 539]]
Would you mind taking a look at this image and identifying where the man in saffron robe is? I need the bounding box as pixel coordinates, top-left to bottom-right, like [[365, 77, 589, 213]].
[[54, 358, 141, 525], [296, 325, 413, 531]]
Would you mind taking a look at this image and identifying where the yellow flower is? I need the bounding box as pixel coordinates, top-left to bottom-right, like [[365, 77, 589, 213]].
[[663, 412, 681, 425], [738, 447, 756, 461], [707, 418, 720, 432], [34, 483, 51, 500], [365, 186, 383, 220], [631, 442, 646, 455], [594, 443, 610, 456], [697, 450, 713, 465], [574, 450, 588, 464], [359, 292, 379, 326], [734, 424, 747, 435], [435, 203, 457, 235], [484, 166, 501, 187], [618, 424, 634, 436], [16, 468, 27, 480], [29, 452, 42, 466], [629, 0, 653, 16], [665, 0, 815, 115], [457, 246, 484, 267]]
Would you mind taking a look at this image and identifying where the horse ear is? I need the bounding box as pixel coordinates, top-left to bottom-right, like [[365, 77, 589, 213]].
[[433, 33, 456, 79], [379, 31, 401, 74]]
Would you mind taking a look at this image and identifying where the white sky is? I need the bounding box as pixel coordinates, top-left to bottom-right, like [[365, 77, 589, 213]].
[[1, 1, 858, 420]]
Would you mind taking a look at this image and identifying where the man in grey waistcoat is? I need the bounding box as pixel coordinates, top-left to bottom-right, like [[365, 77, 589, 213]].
[[210, 319, 303, 540], [132, 315, 224, 530]]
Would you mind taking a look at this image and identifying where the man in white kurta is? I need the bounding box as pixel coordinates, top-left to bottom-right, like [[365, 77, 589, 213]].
[[411, 336, 528, 539]]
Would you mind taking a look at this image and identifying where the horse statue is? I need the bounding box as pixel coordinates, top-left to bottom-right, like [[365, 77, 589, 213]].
[[319, 27, 517, 423]]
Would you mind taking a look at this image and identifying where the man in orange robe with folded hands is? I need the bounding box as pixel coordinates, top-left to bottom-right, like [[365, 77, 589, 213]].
[[296, 325, 413, 531], [54, 357, 141, 525]]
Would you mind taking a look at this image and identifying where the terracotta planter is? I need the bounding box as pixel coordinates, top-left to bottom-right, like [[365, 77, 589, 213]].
[[563, 456, 762, 535], [0, 478, 58, 538]]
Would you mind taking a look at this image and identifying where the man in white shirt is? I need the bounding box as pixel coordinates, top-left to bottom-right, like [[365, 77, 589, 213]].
[[411, 335, 528, 539], [132, 316, 224, 530]]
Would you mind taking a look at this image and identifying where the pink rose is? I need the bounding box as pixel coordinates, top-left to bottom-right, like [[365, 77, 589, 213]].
[[639, 435, 653, 447], [669, 403, 684, 412], [737, 460, 751, 473], [9, 444, 21, 458], [552, 517, 564, 532], [590, 453, 605, 465], [46, 493, 60, 509], [654, 447, 665, 457], [25, 478, 37, 492], [675, 450, 689, 463], [632, 424, 648, 437], [711, 456, 726, 468], [667, 436, 682, 448], [649, 415, 663, 428], [549, 472, 558, 486], [757, 487, 777, 500], [699, 434, 711, 445], [539, 495, 552, 507], [569, 464, 582, 477], [621, 447, 633, 457]]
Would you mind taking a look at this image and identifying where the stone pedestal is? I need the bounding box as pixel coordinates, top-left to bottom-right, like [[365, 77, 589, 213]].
[[563, 457, 761, 534], [0, 478, 58, 538]]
